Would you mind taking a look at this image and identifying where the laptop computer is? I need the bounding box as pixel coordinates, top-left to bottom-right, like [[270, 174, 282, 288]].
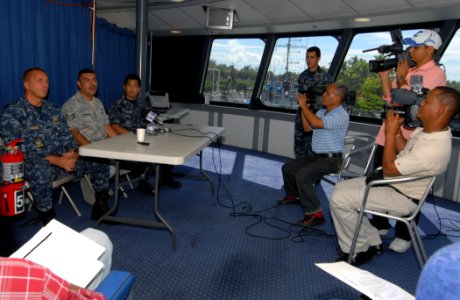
[[146, 91, 170, 113]]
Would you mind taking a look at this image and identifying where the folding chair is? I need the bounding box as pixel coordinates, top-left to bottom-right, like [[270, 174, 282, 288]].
[[108, 160, 152, 199], [26, 174, 93, 217], [322, 134, 377, 185], [348, 174, 436, 269]]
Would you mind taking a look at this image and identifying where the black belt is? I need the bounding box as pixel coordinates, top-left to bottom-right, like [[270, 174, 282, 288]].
[[388, 185, 419, 204], [314, 152, 342, 158]]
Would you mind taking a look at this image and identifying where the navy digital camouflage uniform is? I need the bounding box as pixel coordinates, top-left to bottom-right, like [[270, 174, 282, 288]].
[[108, 95, 149, 131], [0, 98, 107, 211], [295, 67, 332, 158], [61, 92, 111, 193], [108, 95, 152, 176]]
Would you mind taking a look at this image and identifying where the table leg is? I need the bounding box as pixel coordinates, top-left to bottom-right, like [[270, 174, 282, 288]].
[[198, 151, 215, 197], [96, 161, 177, 251], [153, 164, 176, 250]]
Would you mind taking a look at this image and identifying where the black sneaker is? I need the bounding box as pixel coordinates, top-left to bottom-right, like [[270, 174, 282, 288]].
[[369, 216, 391, 230], [278, 195, 300, 204], [371, 244, 384, 255], [336, 247, 374, 266], [137, 179, 155, 194], [37, 209, 56, 226], [161, 179, 182, 189]]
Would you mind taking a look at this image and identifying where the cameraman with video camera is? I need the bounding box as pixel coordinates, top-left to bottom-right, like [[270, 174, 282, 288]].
[[279, 83, 349, 227], [373, 29, 446, 253], [293, 46, 332, 159]]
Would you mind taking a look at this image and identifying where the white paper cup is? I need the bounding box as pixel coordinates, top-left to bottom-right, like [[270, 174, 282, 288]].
[[137, 128, 146, 142]]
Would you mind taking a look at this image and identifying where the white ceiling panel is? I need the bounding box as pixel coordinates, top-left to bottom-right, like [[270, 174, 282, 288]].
[[408, 0, 460, 7], [148, 11, 171, 30], [242, 0, 312, 22], [152, 7, 202, 29], [344, 0, 412, 14], [290, 0, 357, 19], [98, 11, 137, 30], [231, 0, 271, 26], [177, 5, 207, 27]]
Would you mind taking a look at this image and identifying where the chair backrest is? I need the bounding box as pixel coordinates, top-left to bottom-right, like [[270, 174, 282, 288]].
[[403, 175, 436, 221], [338, 134, 377, 181], [364, 173, 436, 211]]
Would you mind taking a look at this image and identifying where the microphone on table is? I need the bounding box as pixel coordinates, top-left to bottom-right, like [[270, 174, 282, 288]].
[[146, 111, 164, 125], [146, 111, 171, 134]]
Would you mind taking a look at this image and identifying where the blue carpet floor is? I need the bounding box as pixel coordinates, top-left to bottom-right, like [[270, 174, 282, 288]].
[[3, 144, 460, 299]]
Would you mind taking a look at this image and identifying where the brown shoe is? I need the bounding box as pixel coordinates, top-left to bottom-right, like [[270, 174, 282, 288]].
[[278, 194, 300, 204]]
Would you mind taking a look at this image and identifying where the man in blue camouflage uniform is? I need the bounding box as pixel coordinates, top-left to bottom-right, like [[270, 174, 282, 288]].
[[294, 46, 333, 158], [109, 74, 149, 134], [108, 73, 181, 189], [0, 68, 107, 224], [62, 68, 118, 220]]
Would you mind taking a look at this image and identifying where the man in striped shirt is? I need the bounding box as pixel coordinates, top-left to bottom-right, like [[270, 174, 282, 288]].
[[279, 83, 350, 227]]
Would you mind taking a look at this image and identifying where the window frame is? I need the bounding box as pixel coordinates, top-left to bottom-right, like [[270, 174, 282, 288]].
[[200, 21, 460, 136]]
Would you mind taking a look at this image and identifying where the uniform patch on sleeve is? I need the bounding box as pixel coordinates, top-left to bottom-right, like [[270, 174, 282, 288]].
[[64, 112, 76, 121], [52, 116, 60, 124]]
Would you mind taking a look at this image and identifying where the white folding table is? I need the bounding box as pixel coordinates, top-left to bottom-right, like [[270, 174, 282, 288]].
[[79, 124, 224, 250]]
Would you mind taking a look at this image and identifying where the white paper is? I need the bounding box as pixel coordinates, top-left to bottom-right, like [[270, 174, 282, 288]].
[[316, 261, 415, 300], [11, 219, 105, 288]]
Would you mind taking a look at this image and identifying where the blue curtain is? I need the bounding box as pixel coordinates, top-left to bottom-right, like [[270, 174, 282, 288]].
[[95, 18, 136, 107], [0, 0, 92, 108], [0, 0, 135, 110]]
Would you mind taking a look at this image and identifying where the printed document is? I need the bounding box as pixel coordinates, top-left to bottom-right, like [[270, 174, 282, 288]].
[[10, 219, 105, 288], [316, 261, 415, 300]]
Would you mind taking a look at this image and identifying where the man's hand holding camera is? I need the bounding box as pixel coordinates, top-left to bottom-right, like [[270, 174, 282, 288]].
[[395, 58, 409, 88], [297, 93, 310, 110], [385, 110, 404, 138], [297, 93, 313, 132], [382, 110, 406, 175]]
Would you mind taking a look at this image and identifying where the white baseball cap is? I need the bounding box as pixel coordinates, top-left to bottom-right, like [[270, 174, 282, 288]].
[[402, 29, 442, 50]]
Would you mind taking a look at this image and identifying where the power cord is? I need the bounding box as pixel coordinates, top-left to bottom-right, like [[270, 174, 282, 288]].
[[207, 143, 336, 242], [423, 193, 460, 240], [169, 129, 340, 242]]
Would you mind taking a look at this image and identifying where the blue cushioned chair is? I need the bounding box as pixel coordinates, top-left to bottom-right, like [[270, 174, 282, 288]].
[[95, 270, 135, 300]]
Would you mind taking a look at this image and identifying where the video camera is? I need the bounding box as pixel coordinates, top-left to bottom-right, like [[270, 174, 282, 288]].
[[363, 43, 413, 73], [297, 73, 328, 110], [381, 88, 429, 128], [298, 85, 327, 100]]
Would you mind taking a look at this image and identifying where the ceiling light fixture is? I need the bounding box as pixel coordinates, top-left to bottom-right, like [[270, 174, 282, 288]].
[[354, 17, 371, 22]]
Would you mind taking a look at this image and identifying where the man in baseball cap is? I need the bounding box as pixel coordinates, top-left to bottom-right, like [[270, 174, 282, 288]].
[[402, 29, 442, 50], [372, 29, 446, 254]]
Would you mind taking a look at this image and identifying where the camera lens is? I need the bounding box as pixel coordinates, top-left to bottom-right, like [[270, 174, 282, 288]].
[[368, 58, 398, 73]]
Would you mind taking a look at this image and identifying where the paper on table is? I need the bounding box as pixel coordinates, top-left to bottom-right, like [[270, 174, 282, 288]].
[[316, 261, 415, 300], [11, 219, 105, 288]]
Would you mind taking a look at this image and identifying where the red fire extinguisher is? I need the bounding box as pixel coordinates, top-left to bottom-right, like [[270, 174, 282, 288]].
[[0, 138, 26, 216]]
